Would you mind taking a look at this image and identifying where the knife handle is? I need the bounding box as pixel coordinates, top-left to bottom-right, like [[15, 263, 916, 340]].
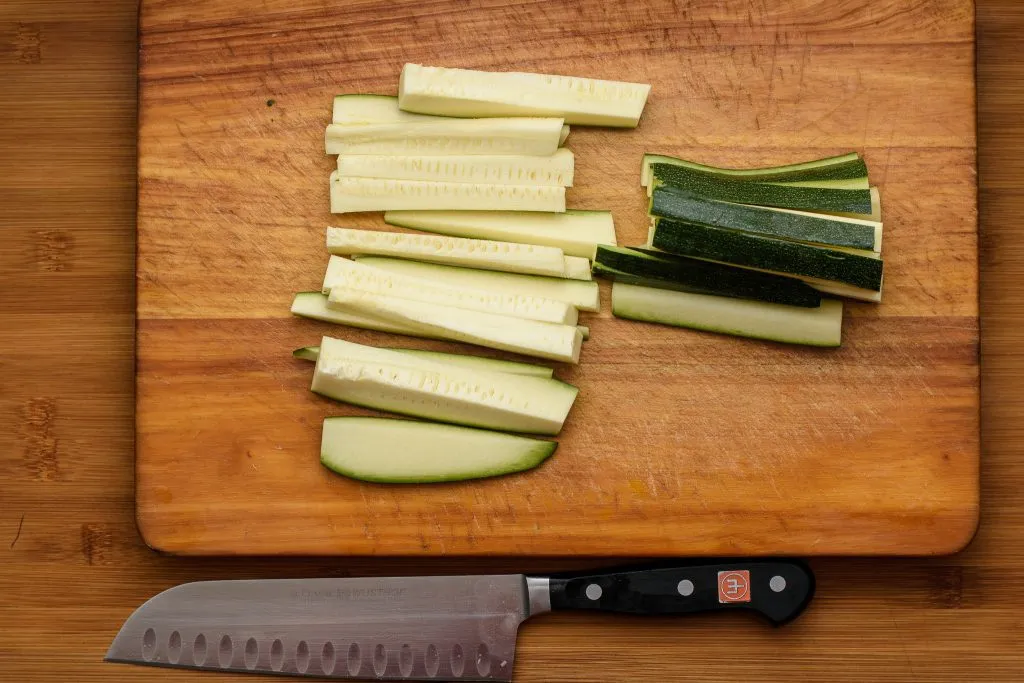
[[541, 559, 814, 625]]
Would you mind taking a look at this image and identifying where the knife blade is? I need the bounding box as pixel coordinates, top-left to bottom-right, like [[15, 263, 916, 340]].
[[106, 560, 813, 680]]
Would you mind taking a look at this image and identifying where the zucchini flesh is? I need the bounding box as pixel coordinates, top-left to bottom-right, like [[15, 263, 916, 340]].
[[322, 256, 578, 325], [293, 345, 554, 378], [593, 246, 822, 307], [326, 227, 568, 277], [384, 209, 616, 258], [336, 149, 575, 187], [333, 95, 571, 147], [562, 256, 592, 281], [353, 255, 601, 311], [398, 63, 651, 128], [330, 173, 565, 213], [640, 152, 866, 187], [612, 282, 843, 347], [324, 117, 564, 156], [329, 288, 583, 363], [650, 186, 880, 252], [649, 164, 874, 214], [291, 291, 430, 337], [312, 338, 578, 434], [650, 219, 883, 291], [320, 416, 556, 483]]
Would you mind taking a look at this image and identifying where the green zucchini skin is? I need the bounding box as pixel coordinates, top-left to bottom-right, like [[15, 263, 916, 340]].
[[650, 163, 873, 214], [650, 186, 878, 251], [651, 219, 883, 291], [642, 152, 867, 183], [593, 245, 822, 307]]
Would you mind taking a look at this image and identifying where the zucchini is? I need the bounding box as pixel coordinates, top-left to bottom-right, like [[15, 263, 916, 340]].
[[330, 173, 565, 213], [352, 255, 601, 311], [769, 177, 869, 190], [322, 256, 578, 325], [293, 345, 554, 378], [398, 63, 651, 128], [291, 291, 429, 337], [329, 289, 583, 363], [562, 256, 592, 281], [324, 117, 564, 156], [336, 148, 574, 187], [384, 209, 616, 259], [650, 186, 881, 252], [321, 417, 556, 483], [593, 246, 822, 307], [649, 164, 874, 214], [326, 227, 568, 277], [820, 186, 882, 222], [312, 338, 578, 434], [650, 219, 883, 291], [640, 152, 867, 187], [332, 94, 571, 147], [612, 282, 843, 347]]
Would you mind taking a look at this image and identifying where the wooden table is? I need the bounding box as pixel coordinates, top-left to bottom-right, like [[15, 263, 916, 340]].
[[1, 1, 1021, 680]]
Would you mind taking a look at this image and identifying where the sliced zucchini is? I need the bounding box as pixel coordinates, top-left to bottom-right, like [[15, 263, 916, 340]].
[[291, 291, 429, 337], [384, 209, 615, 259], [321, 417, 556, 483], [330, 173, 565, 213], [398, 63, 651, 127], [612, 283, 843, 347], [820, 186, 882, 222], [333, 95, 571, 147], [651, 219, 883, 291], [332, 94, 444, 125], [649, 186, 881, 252], [649, 164, 873, 214], [578, 325, 590, 341], [353, 255, 601, 311], [562, 256, 592, 281], [322, 255, 577, 325], [325, 117, 564, 156], [336, 149, 574, 187], [593, 246, 822, 307], [312, 338, 578, 434], [769, 177, 869, 190], [329, 289, 583, 363], [293, 345, 554, 378], [809, 280, 883, 303], [326, 227, 568, 277], [640, 152, 866, 187]]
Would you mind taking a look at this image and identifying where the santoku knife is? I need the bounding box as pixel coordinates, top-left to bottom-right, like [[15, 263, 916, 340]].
[[107, 560, 813, 680]]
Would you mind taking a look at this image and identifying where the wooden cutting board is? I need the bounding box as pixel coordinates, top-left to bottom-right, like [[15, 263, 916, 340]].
[[136, 0, 978, 556]]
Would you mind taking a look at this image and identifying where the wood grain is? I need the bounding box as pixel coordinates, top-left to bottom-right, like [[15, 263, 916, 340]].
[[135, 0, 979, 556], [5, 0, 1024, 680]]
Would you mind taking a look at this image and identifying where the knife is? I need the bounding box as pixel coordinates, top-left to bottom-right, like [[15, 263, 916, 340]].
[[106, 559, 813, 680]]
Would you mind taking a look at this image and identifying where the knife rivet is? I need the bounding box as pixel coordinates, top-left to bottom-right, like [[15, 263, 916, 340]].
[[585, 583, 603, 600], [770, 575, 787, 592], [677, 579, 695, 597]]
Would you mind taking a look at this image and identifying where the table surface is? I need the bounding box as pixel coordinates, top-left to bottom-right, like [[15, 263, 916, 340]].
[[1, 0, 1021, 680]]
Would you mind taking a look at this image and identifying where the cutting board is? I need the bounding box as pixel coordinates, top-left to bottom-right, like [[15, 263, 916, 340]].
[[136, 0, 978, 556]]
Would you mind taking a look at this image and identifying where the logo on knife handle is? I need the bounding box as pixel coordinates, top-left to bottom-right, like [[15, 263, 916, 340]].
[[717, 571, 751, 603]]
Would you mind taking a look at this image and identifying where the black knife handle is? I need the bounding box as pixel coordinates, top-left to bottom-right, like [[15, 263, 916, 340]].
[[541, 559, 814, 625]]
